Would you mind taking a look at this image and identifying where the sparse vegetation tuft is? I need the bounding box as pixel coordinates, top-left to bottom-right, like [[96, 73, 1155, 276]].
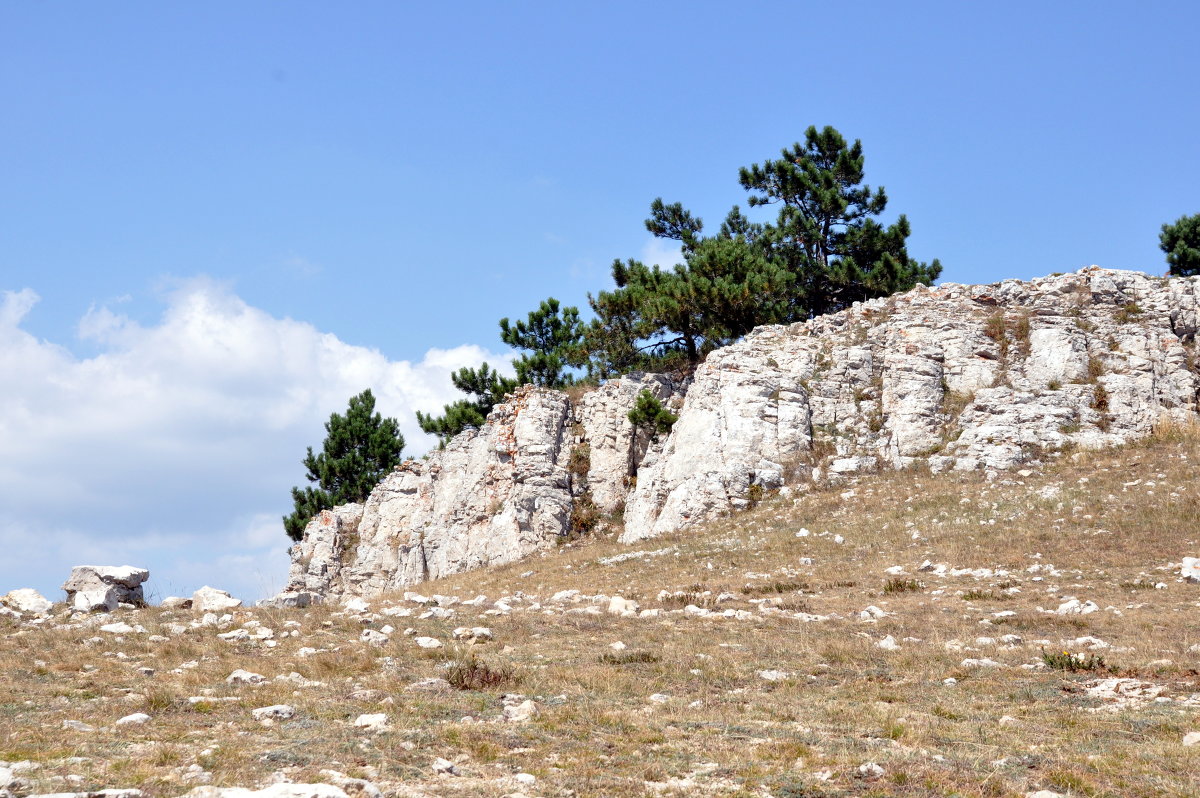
[[446, 653, 517, 690], [1041, 649, 1107, 672], [882, 578, 921, 594]]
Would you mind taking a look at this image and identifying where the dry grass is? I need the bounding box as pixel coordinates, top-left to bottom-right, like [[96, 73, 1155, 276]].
[[5, 427, 1200, 796]]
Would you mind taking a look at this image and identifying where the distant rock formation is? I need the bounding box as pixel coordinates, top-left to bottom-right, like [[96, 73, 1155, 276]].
[[280, 268, 1200, 600], [62, 565, 149, 612]]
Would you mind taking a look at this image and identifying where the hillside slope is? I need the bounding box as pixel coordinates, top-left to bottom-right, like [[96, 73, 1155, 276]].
[[4, 427, 1200, 797]]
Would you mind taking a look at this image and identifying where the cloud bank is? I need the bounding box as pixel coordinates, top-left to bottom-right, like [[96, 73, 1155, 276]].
[[0, 281, 511, 603]]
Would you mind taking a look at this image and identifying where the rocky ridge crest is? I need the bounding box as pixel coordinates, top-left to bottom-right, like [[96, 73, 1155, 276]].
[[279, 268, 1200, 602]]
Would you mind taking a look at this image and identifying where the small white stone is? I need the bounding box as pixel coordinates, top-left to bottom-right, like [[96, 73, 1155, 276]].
[[354, 713, 389, 730], [876, 635, 900, 651], [414, 636, 442, 649], [1181, 557, 1200, 583], [226, 669, 266, 685], [252, 704, 295, 722], [856, 762, 884, 779], [100, 622, 135, 634], [1183, 731, 1200, 746], [115, 712, 150, 726], [503, 700, 539, 722]]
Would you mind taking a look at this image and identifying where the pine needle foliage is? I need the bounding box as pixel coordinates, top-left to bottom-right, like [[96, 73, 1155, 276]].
[[1160, 213, 1200, 276], [283, 389, 405, 541], [416, 363, 517, 445], [627, 390, 678, 439], [582, 126, 941, 373]]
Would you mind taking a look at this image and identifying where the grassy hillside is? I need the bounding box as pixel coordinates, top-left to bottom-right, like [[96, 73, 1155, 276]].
[[4, 427, 1200, 797]]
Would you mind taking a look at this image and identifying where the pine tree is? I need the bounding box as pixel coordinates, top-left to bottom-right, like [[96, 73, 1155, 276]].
[[417, 300, 587, 443], [1161, 213, 1200, 276], [416, 362, 517, 445], [584, 127, 941, 371], [499, 297, 588, 387], [738, 125, 942, 317], [283, 389, 405, 541], [627, 389, 678, 440]]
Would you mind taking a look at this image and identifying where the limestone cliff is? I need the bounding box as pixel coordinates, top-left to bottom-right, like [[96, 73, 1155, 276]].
[[278, 268, 1200, 601]]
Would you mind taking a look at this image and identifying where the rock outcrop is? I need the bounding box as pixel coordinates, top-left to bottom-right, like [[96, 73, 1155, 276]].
[[1, 588, 54, 616], [282, 268, 1200, 599], [61, 566, 149, 612], [622, 268, 1199, 540], [285, 387, 575, 599]]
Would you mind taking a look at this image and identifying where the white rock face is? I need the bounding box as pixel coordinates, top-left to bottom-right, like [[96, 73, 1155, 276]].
[[282, 386, 576, 600], [1, 588, 54, 615], [621, 269, 1200, 541], [575, 373, 685, 513], [279, 269, 1200, 597], [62, 565, 149, 612]]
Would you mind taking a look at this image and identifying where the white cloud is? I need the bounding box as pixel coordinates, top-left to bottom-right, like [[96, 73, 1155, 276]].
[[640, 237, 684, 270], [0, 282, 512, 603]]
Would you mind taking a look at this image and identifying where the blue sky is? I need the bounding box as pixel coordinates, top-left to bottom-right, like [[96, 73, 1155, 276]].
[[2, 2, 1197, 602]]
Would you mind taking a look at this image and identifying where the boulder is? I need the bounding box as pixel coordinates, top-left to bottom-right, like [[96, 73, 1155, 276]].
[[61, 565, 149, 612], [1, 588, 53, 615], [192, 586, 242, 612]]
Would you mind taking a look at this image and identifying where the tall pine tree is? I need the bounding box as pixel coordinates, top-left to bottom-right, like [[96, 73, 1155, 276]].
[[283, 389, 405, 541], [584, 126, 941, 370], [738, 125, 941, 316]]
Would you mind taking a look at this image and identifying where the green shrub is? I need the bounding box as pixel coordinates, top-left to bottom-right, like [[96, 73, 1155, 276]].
[[1041, 649, 1106, 672], [627, 390, 678, 439]]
